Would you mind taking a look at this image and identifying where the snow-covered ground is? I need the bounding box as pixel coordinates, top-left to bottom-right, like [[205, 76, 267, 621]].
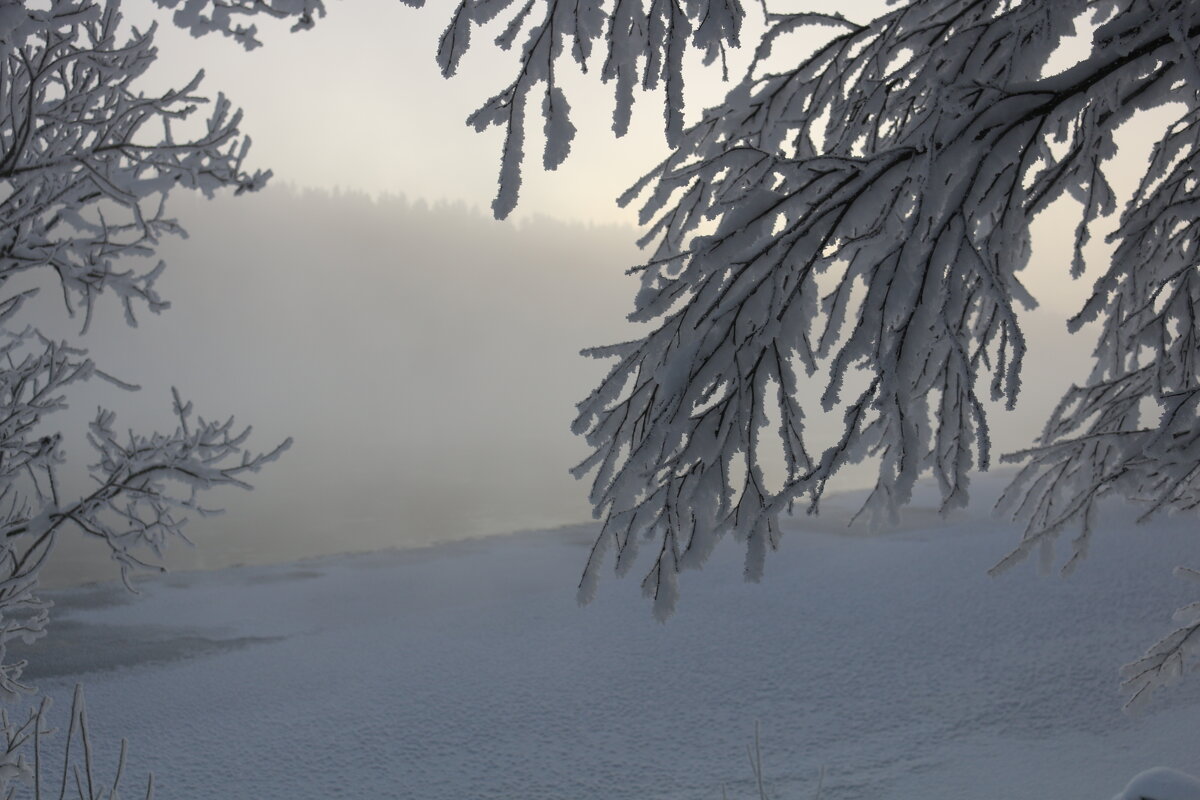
[[20, 486, 1200, 799]]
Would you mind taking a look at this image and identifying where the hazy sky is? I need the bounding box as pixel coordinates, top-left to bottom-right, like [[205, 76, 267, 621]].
[[125, 0, 677, 225], [38, 2, 1171, 582], [122, 0, 1156, 303], [119, 0, 903, 224]]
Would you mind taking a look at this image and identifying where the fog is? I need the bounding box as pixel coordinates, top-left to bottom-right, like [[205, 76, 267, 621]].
[[17, 1, 1152, 591], [37, 187, 644, 583], [34, 184, 1102, 586]]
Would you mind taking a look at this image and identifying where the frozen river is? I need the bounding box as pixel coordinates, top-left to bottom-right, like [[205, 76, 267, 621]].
[[21, 492, 1200, 799]]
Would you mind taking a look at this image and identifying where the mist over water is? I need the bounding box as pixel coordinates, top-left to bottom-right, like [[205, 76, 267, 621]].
[[35, 184, 1098, 588], [37, 187, 643, 585]]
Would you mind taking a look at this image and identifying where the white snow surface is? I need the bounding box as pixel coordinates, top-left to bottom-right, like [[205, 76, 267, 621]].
[[22, 483, 1200, 799], [1116, 768, 1200, 800]]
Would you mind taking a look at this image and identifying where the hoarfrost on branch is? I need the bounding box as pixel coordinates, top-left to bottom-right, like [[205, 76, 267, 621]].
[[422, 0, 1200, 706], [0, 0, 285, 707], [63, 0, 1200, 707]]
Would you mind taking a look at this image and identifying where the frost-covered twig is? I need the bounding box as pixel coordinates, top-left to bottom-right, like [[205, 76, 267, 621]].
[[0, 0, 284, 693], [0, 686, 152, 799], [0, 0, 269, 329], [1121, 567, 1200, 711], [555, 1, 1200, 616], [436, 0, 745, 217]]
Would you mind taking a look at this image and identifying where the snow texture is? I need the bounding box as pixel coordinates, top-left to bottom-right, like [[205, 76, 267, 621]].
[[21, 481, 1200, 800]]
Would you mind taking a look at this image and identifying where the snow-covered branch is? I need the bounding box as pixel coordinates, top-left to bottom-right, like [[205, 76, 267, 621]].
[[436, 0, 745, 217], [0, 0, 283, 695], [0, 0, 269, 328], [560, 0, 1200, 625], [1121, 567, 1200, 710]]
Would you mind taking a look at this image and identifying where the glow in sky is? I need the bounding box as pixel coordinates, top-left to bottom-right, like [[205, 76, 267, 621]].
[[128, 0, 1159, 308], [128, 0, 686, 224]]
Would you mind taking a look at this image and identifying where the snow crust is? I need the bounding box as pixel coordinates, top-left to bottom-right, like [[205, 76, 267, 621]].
[[23, 479, 1200, 799]]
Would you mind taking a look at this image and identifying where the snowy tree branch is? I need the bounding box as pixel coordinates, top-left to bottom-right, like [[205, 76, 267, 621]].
[[562, 0, 1200, 630], [0, 0, 284, 696]]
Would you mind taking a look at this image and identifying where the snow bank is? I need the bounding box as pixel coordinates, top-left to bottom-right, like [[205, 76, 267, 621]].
[[19, 479, 1200, 799], [1116, 768, 1200, 800]]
